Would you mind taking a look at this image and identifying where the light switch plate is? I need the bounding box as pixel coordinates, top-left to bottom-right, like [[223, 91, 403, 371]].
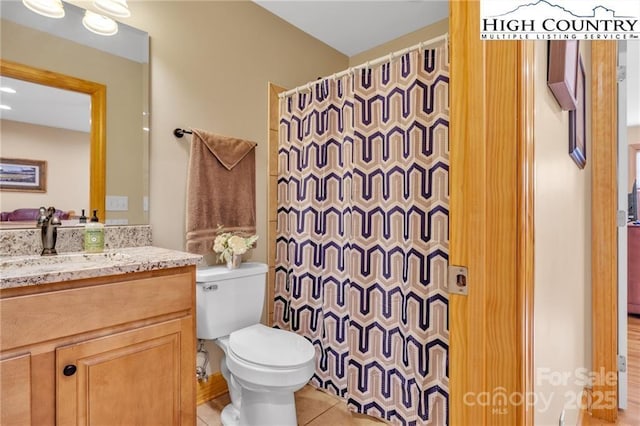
[[106, 195, 128, 211]]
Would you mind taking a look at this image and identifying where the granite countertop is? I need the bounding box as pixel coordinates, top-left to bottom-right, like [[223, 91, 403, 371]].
[[0, 246, 203, 289]]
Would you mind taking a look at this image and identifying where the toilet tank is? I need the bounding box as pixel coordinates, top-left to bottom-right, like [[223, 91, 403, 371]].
[[195, 262, 268, 340]]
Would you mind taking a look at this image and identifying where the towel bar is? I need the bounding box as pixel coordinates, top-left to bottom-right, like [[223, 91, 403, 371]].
[[174, 128, 193, 138]]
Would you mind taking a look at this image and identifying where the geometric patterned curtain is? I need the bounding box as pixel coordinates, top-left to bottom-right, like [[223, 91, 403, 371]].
[[274, 41, 449, 425]]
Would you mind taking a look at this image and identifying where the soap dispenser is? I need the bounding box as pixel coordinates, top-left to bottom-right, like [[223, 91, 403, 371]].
[[84, 210, 104, 253]]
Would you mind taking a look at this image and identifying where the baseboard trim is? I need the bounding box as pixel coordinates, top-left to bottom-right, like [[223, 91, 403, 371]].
[[196, 372, 228, 405], [577, 387, 592, 425]]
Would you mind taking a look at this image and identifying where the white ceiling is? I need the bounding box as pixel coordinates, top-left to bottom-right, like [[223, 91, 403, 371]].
[[0, 76, 91, 133], [253, 0, 449, 57]]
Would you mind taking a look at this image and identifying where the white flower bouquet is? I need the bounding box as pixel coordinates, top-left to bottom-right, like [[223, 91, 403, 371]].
[[212, 227, 259, 264]]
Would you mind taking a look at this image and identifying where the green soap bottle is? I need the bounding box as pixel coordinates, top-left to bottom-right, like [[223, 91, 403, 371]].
[[84, 210, 104, 253]]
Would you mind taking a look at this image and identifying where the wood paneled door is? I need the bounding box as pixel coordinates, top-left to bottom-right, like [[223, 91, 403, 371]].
[[0, 353, 32, 424], [449, 1, 535, 425], [57, 319, 191, 425]]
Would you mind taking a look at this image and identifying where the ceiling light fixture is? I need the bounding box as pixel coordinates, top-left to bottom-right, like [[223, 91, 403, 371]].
[[82, 10, 118, 36], [22, 0, 65, 18], [0, 87, 17, 94], [94, 0, 130, 18]]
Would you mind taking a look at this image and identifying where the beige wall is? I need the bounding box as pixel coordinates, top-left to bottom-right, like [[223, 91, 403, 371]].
[[534, 41, 592, 426], [0, 120, 89, 214], [0, 20, 147, 224], [349, 19, 448, 66], [124, 1, 347, 258], [120, 1, 347, 377], [630, 126, 640, 144]]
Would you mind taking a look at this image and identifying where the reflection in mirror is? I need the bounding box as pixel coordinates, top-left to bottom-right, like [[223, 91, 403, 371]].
[[0, 0, 149, 228], [1, 76, 92, 226], [0, 60, 106, 229]]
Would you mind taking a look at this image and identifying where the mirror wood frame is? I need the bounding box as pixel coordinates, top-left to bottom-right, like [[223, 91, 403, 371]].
[[0, 59, 106, 221]]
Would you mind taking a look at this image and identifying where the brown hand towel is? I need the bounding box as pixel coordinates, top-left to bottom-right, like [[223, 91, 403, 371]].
[[185, 129, 257, 255]]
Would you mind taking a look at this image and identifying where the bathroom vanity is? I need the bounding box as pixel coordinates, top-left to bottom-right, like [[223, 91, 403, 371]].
[[0, 246, 201, 425]]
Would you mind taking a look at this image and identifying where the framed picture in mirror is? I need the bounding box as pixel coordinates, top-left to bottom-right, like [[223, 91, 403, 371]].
[[0, 158, 47, 192], [547, 40, 580, 111], [569, 56, 586, 169]]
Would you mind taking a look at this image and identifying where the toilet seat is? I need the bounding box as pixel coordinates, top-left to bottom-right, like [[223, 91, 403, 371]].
[[229, 324, 315, 369]]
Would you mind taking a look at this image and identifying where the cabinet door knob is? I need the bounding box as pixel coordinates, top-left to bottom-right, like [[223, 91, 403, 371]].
[[63, 365, 77, 376]]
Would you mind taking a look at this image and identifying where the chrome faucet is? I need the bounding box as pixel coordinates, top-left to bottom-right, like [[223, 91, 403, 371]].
[[38, 206, 61, 256]]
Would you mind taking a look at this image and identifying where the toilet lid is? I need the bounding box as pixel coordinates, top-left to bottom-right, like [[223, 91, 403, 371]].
[[229, 324, 315, 368]]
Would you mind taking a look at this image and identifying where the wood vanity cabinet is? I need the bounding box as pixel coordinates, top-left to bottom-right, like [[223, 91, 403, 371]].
[[0, 266, 196, 426]]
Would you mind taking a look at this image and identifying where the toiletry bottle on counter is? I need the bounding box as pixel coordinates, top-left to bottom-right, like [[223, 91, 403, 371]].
[[84, 210, 104, 253], [79, 209, 87, 224]]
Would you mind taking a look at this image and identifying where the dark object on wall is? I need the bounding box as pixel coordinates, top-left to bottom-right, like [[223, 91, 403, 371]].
[[547, 40, 580, 111], [568, 55, 586, 169], [173, 128, 193, 138]]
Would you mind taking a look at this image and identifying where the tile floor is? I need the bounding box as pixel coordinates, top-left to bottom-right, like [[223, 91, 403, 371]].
[[197, 385, 388, 426]]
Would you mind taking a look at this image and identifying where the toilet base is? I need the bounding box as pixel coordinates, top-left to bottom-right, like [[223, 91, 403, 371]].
[[219, 390, 296, 426], [238, 388, 297, 426], [220, 404, 240, 426]]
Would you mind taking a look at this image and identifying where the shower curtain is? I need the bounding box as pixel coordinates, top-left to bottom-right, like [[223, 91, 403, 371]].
[[274, 41, 449, 425]]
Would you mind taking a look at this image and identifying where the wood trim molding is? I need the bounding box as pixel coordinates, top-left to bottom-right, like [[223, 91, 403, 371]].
[[449, 4, 484, 424], [577, 387, 593, 425], [517, 40, 536, 426], [449, 1, 534, 425], [196, 372, 228, 405], [590, 41, 618, 423], [267, 83, 286, 326], [0, 59, 106, 220]]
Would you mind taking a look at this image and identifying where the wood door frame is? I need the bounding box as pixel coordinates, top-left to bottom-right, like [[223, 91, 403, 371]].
[[267, 82, 286, 326], [449, 1, 534, 425], [590, 41, 619, 423]]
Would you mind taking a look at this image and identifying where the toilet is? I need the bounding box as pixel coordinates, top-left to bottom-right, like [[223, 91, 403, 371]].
[[196, 262, 315, 426]]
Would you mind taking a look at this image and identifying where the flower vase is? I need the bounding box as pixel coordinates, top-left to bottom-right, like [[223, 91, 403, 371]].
[[227, 254, 242, 269]]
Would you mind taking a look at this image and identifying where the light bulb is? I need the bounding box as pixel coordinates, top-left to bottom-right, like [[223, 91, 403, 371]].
[[82, 10, 118, 36], [94, 0, 130, 18], [22, 0, 65, 19]]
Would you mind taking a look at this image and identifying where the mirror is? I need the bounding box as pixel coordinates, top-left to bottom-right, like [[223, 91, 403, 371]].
[[1, 60, 106, 225], [0, 1, 149, 227]]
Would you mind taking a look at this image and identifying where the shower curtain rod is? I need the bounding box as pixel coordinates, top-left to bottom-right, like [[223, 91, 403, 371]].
[[279, 32, 448, 99]]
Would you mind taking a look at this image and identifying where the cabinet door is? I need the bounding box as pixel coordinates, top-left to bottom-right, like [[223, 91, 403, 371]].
[[56, 318, 193, 426], [0, 353, 31, 425]]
